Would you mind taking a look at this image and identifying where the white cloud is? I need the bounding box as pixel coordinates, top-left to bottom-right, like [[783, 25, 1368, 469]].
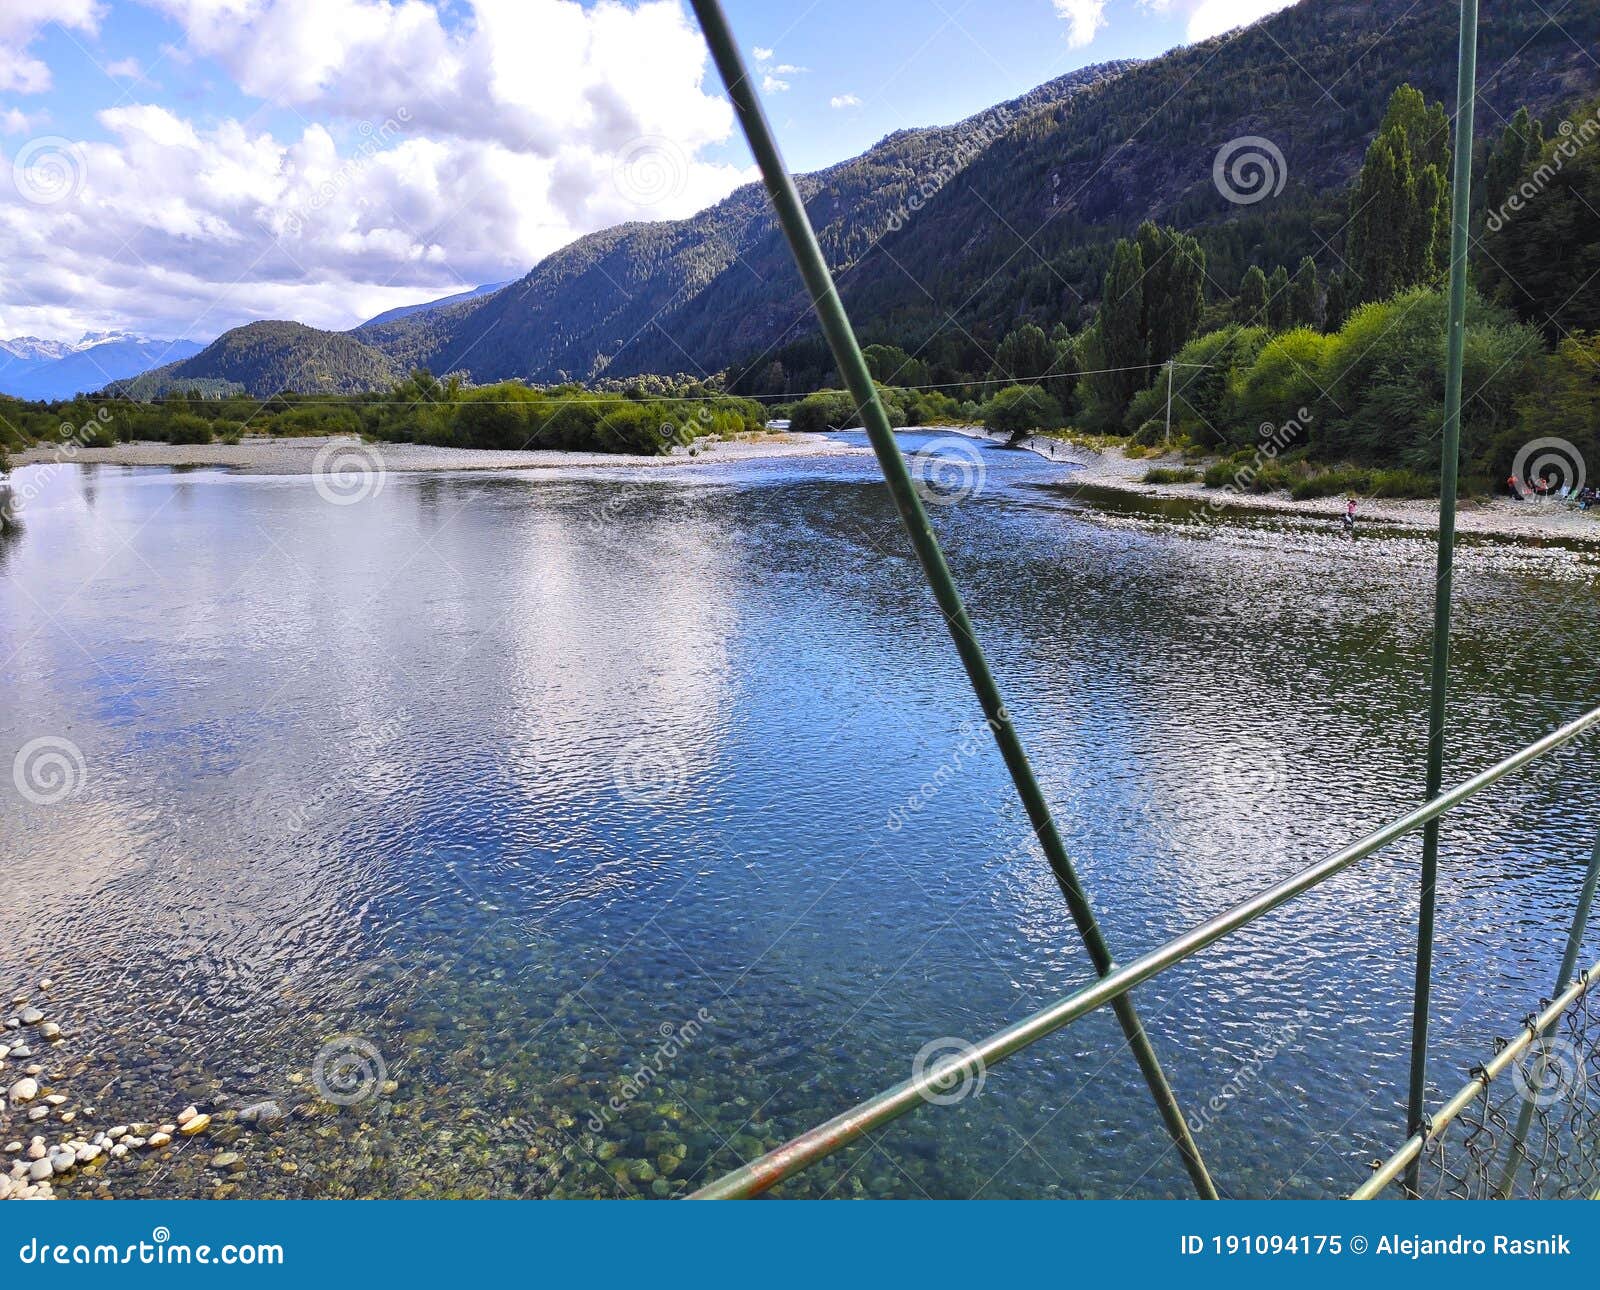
[[1052, 0, 1107, 48], [1138, 0, 1298, 41], [752, 45, 773, 62], [771, 63, 806, 75], [0, 0, 102, 95], [1, 108, 45, 135], [0, 0, 758, 341], [829, 93, 861, 110], [1186, 0, 1297, 40], [761, 75, 790, 94], [106, 57, 145, 79]]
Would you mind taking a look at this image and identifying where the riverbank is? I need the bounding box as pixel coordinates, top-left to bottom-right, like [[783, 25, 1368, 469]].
[[9, 431, 869, 475], [952, 428, 1600, 546]]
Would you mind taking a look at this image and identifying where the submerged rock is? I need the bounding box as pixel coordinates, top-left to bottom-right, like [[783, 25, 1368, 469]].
[[238, 1101, 285, 1129]]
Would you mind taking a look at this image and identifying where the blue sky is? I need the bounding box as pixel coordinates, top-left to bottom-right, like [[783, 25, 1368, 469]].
[[0, 1, 1296, 342]]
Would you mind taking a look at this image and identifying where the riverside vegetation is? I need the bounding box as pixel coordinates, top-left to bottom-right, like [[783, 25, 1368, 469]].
[[3, 82, 1599, 509]]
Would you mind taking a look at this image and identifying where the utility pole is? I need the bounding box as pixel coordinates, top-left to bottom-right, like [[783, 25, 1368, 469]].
[[1164, 360, 1175, 448]]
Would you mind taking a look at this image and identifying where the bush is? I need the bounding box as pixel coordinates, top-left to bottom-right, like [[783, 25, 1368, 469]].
[[163, 414, 214, 445], [983, 385, 1064, 435], [1142, 466, 1201, 484]]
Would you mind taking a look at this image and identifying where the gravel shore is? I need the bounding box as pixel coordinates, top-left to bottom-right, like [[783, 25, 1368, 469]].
[[11, 431, 866, 476], [964, 430, 1600, 546]]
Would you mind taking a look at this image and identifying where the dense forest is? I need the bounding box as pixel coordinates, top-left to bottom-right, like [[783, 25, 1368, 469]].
[[762, 84, 1600, 496]]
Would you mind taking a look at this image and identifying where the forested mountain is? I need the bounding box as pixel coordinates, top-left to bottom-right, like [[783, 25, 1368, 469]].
[[115, 322, 401, 398], [351, 60, 1131, 387], [116, 0, 1600, 398]]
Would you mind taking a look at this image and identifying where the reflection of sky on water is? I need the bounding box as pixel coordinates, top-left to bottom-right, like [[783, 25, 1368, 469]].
[[2, 440, 1600, 1198]]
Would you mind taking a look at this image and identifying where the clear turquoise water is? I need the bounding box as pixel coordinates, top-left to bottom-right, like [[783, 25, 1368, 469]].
[[3, 432, 1599, 1198]]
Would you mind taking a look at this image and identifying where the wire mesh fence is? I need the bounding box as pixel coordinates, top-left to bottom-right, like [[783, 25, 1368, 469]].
[[1360, 970, 1600, 1199]]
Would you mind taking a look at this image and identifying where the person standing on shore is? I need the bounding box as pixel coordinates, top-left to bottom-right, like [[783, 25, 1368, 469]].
[[1343, 494, 1358, 535]]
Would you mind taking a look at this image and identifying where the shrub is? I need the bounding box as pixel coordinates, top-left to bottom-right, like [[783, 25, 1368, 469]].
[[1142, 466, 1201, 484], [983, 385, 1064, 435]]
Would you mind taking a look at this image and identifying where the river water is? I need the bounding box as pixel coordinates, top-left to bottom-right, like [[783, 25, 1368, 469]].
[[3, 431, 1599, 1199]]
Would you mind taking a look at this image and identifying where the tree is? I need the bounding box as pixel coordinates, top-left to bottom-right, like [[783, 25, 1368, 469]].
[[984, 385, 1064, 436], [1324, 274, 1351, 333], [1237, 265, 1270, 325], [1267, 265, 1292, 330], [863, 344, 929, 388], [1135, 222, 1206, 363], [1347, 85, 1452, 304], [1290, 257, 1322, 329], [1482, 106, 1545, 218], [1480, 96, 1600, 339], [991, 324, 1055, 382], [1098, 238, 1149, 413]]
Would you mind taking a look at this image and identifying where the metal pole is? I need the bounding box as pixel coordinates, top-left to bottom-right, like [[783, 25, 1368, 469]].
[[691, 703, 1600, 1198], [1164, 361, 1174, 448], [1493, 827, 1600, 1196], [1403, 0, 1478, 1199], [687, 0, 1218, 1200]]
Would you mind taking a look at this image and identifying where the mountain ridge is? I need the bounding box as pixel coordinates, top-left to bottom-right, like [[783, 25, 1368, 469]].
[[88, 0, 1600, 400]]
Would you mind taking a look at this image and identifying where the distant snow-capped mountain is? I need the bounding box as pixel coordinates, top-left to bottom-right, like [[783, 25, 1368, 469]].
[[0, 333, 205, 401]]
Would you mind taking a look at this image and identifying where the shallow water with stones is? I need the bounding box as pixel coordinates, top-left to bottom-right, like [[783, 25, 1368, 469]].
[[4, 431, 1600, 1199]]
